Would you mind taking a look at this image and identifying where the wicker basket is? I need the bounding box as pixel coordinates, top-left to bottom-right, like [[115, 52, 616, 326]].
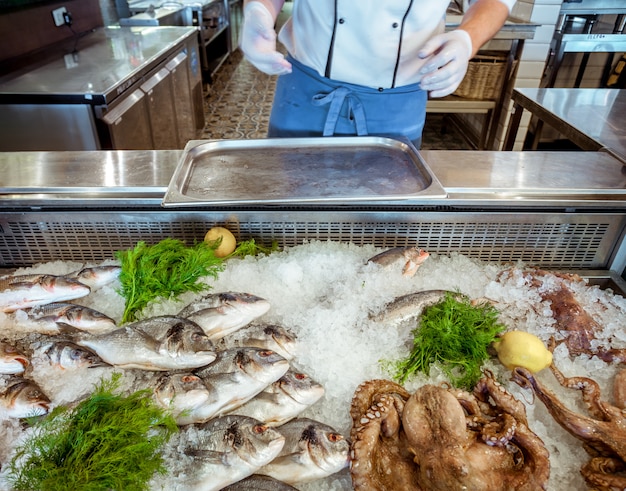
[[454, 53, 509, 100]]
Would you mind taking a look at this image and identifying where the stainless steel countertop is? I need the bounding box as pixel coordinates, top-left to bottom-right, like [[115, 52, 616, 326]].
[[0, 148, 625, 208], [0, 26, 198, 105], [512, 88, 626, 163]]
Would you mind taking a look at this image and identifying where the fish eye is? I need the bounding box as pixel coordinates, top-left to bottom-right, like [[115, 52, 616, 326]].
[[71, 349, 83, 360], [259, 350, 274, 357], [182, 375, 199, 383], [294, 373, 307, 380], [253, 424, 268, 434], [328, 433, 343, 442]]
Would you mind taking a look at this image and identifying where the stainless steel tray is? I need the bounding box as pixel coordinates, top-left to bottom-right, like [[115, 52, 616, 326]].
[[161, 137, 447, 207]]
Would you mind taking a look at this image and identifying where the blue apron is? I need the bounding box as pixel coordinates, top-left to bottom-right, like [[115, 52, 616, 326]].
[[268, 55, 427, 148]]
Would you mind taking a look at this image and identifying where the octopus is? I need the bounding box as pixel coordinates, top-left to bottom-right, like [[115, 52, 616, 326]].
[[501, 268, 626, 363], [513, 364, 626, 491], [349, 372, 550, 490]]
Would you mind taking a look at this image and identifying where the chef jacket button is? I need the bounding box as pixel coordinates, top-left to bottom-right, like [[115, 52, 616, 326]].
[[338, 18, 345, 24], [392, 22, 399, 28], [378, 87, 384, 92]]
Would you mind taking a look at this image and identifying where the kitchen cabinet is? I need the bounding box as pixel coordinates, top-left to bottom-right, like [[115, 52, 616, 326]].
[[0, 26, 203, 151]]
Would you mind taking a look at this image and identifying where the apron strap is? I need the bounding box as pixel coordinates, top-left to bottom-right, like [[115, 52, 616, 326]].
[[312, 87, 368, 137]]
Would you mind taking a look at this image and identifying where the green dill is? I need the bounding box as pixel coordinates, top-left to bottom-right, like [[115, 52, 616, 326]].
[[391, 292, 505, 390], [227, 238, 280, 258], [8, 374, 178, 491], [116, 239, 224, 323]]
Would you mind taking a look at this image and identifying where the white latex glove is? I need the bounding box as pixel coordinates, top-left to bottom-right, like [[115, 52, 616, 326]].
[[418, 29, 473, 98], [240, 1, 292, 75]]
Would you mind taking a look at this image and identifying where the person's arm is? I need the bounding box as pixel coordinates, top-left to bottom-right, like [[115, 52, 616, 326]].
[[418, 0, 512, 98], [241, 0, 292, 75]]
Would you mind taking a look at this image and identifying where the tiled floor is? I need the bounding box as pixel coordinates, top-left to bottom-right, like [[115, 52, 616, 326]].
[[201, 5, 471, 150]]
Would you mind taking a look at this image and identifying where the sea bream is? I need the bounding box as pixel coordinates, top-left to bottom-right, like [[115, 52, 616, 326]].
[[67, 265, 121, 290], [0, 274, 91, 313], [190, 347, 290, 420], [257, 418, 350, 485], [218, 323, 299, 361], [153, 372, 214, 425], [370, 289, 465, 326], [69, 315, 216, 371], [221, 475, 298, 490], [0, 341, 29, 375], [173, 415, 285, 491], [229, 369, 325, 426], [0, 377, 51, 418], [367, 246, 430, 277], [23, 302, 117, 334], [36, 340, 110, 370], [178, 292, 271, 340]]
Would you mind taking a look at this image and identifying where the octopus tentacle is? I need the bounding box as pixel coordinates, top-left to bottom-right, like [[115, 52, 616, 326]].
[[581, 457, 626, 491]]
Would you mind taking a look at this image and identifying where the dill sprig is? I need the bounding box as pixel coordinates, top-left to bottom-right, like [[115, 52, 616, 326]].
[[391, 292, 505, 390], [116, 239, 224, 323], [227, 238, 280, 258], [8, 374, 178, 491]]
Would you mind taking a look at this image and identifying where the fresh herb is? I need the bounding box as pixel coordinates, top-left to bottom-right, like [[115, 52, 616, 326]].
[[8, 374, 178, 491], [391, 292, 505, 390], [116, 239, 224, 323], [227, 238, 280, 258]]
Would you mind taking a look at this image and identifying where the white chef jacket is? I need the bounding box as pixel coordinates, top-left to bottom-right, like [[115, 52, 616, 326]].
[[278, 0, 516, 89]]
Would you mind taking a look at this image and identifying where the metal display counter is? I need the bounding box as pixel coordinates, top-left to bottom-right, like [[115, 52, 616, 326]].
[[504, 88, 626, 164], [0, 148, 625, 290]]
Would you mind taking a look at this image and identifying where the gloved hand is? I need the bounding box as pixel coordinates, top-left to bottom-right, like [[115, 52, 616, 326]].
[[240, 1, 292, 75], [417, 29, 473, 98]]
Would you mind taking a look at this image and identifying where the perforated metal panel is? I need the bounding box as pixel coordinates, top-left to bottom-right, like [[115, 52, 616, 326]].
[[1, 210, 623, 270]]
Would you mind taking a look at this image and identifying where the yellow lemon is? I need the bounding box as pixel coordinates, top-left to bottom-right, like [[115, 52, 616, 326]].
[[204, 227, 236, 257], [493, 330, 553, 373]]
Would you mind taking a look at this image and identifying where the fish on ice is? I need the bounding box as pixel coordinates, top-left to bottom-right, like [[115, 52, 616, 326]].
[[257, 418, 350, 485], [367, 246, 430, 277], [69, 316, 216, 371], [221, 474, 298, 490], [229, 369, 324, 426], [218, 323, 299, 361], [178, 292, 271, 340], [35, 340, 110, 370], [67, 265, 121, 290], [153, 372, 214, 425], [0, 341, 29, 375], [191, 347, 290, 419], [0, 274, 91, 313], [0, 376, 51, 418], [172, 415, 285, 491], [370, 289, 464, 326], [23, 302, 117, 334]]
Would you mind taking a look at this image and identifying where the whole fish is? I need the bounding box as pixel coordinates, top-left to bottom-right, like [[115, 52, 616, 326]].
[[25, 302, 117, 334], [191, 347, 290, 419], [367, 246, 430, 277], [38, 340, 109, 370], [257, 418, 350, 485], [370, 289, 464, 326], [0, 341, 29, 375], [229, 369, 324, 426], [222, 475, 298, 491], [218, 323, 299, 361], [0, 274, 91, 313], [0, 377, 51, 418], [178, 292, 271, 340], [71, 316, 216, 371], [67, 265, 121, 290], [153, 372, 213, 425], [176, 415, 285, 491]]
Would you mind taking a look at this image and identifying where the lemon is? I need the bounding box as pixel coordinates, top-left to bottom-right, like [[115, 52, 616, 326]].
[[204, 227, 237, 257], [493, 330, 552, 373]]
